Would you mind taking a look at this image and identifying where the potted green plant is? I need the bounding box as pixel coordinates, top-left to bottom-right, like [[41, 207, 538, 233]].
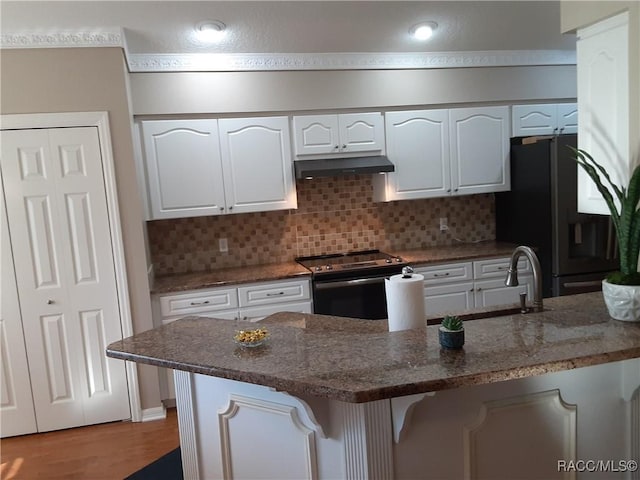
[[572, 147, 640, 322], [439, 315, 465, 349]]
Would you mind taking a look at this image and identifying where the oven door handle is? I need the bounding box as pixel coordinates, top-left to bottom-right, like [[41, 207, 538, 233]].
[[314, 277, 388, 290]]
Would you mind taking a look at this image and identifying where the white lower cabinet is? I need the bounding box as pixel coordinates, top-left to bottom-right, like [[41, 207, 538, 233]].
[[415, 257, 534, 316], [153, 278, 312, 401]]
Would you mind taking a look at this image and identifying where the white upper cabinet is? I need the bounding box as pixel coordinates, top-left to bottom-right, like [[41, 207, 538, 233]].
[[292, 112, 384, 157], [375, 109, 450, 201], [556, 103, 579, 134], [141, 117, 296, 219], [142, 119, 226, 219], [450, 106, 510, 195], [511, 103, 578, 137], [375, 106, 510, 201], [218, 117, 296, 214], [577, 12, 630, 215]]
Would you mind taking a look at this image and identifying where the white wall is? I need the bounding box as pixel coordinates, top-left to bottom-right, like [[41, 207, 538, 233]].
[[130, 65, 577, 116], [0, 47, 162, 412]]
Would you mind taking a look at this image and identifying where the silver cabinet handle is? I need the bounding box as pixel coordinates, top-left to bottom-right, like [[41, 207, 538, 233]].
[[266, 292, 285, 297], [47, 299, 55, 305], [190, 300, 211, 306], [433, 272, 450, 277]]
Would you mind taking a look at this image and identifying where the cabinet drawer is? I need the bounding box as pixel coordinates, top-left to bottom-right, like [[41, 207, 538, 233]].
[[414, 262, 473, 285], [238, 279, 310, 307], [474, 257, 531, 280], [159, 288, 239, 317], [240, 301, 313, 322]]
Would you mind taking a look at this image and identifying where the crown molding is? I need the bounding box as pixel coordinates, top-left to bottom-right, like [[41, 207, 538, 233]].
[[0, 29, 575, 72], [126, 50, 576, 73], [0, 28, 124, 49]]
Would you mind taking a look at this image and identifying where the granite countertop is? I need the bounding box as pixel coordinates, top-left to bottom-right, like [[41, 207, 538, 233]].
[[152, 261, 311, 294], [151, 241, 519, 294], [393, 240, 519, 265], [106, 292, 640, 403]]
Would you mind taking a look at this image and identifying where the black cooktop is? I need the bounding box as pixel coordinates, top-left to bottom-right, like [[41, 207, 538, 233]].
[[296, 249, 406, 274]]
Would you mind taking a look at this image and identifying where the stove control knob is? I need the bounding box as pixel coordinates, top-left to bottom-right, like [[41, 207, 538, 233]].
[[385, 258, 392, 263], [315, 266, 323, 272], [395, 257, 403, 262], [325, 265, 333, 270]]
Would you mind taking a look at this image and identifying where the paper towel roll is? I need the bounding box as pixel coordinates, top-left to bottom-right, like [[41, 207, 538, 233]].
[[385, 272, 426, 332]]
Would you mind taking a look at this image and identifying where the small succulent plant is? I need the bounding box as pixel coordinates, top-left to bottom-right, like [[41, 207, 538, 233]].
[[440, 315, 463, 331]]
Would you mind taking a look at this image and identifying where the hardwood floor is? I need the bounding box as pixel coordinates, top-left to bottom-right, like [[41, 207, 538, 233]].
[[0, 408, 179, 480]]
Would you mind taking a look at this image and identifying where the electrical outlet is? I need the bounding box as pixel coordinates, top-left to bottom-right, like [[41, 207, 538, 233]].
[[439, 217, 449, 232], [219, 237, 229, 253]]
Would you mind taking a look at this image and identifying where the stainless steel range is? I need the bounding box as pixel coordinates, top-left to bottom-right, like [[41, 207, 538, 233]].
[[296, 249, 408, 320]]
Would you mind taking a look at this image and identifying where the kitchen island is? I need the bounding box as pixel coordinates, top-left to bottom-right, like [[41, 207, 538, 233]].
[[107, 292, 640, 480]]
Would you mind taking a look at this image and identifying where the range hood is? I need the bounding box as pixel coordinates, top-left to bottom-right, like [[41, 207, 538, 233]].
[[294, 155, 395, 179]]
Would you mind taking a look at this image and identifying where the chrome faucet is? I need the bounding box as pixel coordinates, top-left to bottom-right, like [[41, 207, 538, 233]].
[[505, 246, 543, 313]]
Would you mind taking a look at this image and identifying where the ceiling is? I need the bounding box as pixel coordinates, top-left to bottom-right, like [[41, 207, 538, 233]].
[[1, 1, 575, 55]]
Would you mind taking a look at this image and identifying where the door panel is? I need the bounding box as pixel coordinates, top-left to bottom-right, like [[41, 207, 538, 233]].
[[0, 170, 38, 437], [384, 110, 450, 200], [1, 127, 130, 433], [219, 117, 296, 213], [141, 119, 225, 218]]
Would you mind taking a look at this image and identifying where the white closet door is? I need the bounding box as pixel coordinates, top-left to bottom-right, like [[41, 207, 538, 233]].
[[0, 171, 37, 437], [0, 127, 130, 432]]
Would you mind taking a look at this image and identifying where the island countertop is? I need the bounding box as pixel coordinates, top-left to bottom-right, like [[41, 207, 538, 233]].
[[106, 292, 640, 403]]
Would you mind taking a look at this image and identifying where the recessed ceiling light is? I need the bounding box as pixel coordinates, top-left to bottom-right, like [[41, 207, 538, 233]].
[[410, 22, 438, 41], [195, 20, 226, 42]]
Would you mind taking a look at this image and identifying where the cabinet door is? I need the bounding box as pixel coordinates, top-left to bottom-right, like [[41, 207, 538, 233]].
[[383, 110, 451, 200], [1, 176, 37, 437], [474, 277, 532, 309], [292, 114, 340, 156], [450, 106, 510, 195], [141, 119, 226, 219], [219, 117, 297, 214], [556, 103, 578, 135], [338, 112, 384, 154], [511, 104, 557, 137], [424, 282, 474, 316], [577, 12, 629, 214]]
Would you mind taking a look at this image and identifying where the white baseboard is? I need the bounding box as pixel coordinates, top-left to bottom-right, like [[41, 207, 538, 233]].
[[141, 405, 167, 422]]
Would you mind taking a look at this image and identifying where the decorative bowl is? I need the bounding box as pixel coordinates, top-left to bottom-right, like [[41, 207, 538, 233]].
[[233, 327, 269, 348]]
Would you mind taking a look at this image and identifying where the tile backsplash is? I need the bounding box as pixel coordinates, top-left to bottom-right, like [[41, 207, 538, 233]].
[[147, 176, 495, 275]]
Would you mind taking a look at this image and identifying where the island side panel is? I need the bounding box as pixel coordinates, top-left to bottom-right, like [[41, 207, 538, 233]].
[[393, 360, 637, 480]]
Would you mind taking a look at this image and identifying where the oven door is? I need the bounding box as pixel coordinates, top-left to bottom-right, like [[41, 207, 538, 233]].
[[313, 273, 391, 320]]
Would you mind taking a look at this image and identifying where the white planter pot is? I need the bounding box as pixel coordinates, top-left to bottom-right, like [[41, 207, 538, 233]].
[[601, 279, 640, 322]]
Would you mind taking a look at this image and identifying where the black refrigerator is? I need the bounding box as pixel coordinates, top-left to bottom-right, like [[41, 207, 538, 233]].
[[496, 134, 618, 298]]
